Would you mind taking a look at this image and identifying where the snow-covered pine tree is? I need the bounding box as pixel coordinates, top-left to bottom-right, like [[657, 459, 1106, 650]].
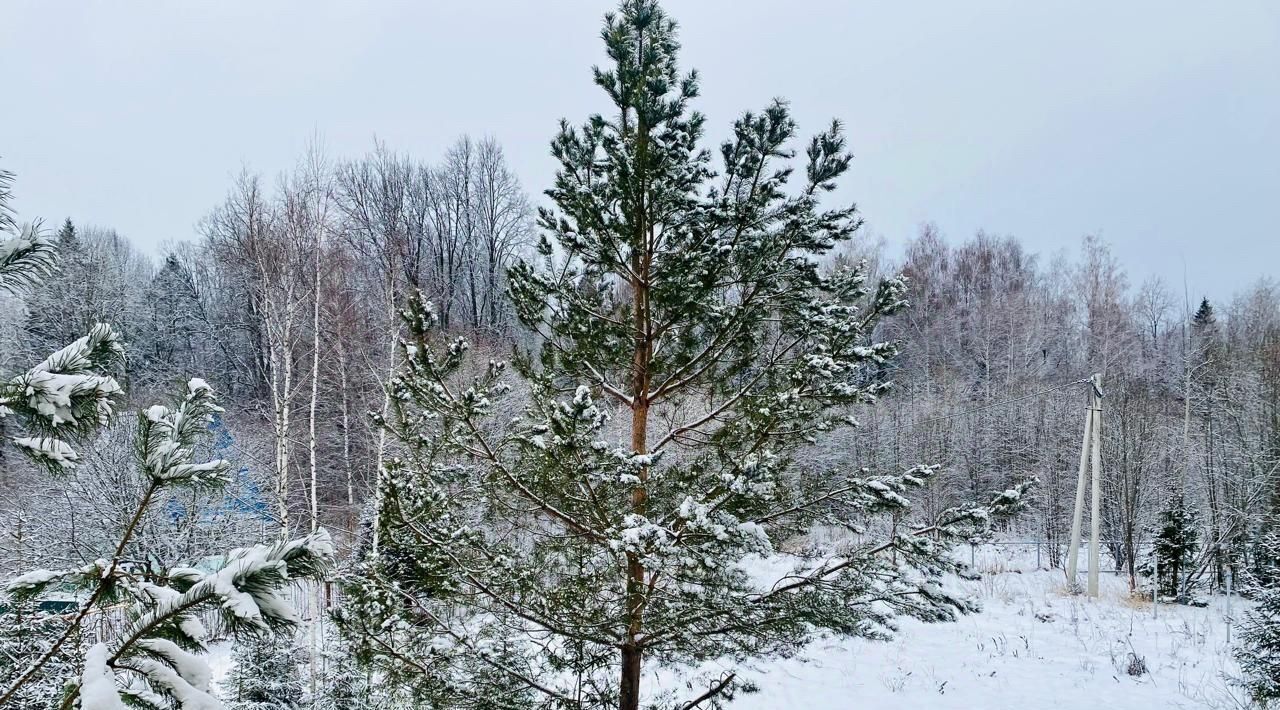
[[224, 632, 308, 710], [18, 219, 88, 358], [0, 379, 336, 709], [1237, 532, 1280, 704], [346, 3, 1030, 708]]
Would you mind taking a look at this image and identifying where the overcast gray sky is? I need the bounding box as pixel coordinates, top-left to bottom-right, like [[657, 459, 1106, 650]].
[[2, 1, 1277, 300]]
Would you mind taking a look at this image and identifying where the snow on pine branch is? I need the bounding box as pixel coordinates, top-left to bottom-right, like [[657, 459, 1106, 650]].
[[0, 225, 58, 293], [1, 323, 124, 469], [80, 644, 129, 710], [28, 322, 126, 378], [0, 200, 125, 470], [0, 166, 15, 233], [6, 559, 106, 601], [0, 378, 313, 709], [5, 323, 124, 425], [68, 530, 335, 709], [11, 436, 79, 469], [138, 378, 231, 484], [125, 530, 336, 642], [0, 167, 57, 292]]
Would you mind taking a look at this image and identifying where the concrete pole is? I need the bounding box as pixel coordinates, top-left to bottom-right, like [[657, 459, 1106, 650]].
[[1153, 541, 1160, 619], [1088, 376, 1103, 597], [1226, 567, 1234, 645], [1066, 394, 1094, 588]]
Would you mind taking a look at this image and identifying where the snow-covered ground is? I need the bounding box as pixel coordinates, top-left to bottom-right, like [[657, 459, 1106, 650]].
[[209, 546, 1250, 709], [715, 547, 1250, 710]]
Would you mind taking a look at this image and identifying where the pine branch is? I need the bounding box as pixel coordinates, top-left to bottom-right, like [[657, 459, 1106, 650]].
[[0, 224, 57, 293], [678, 672, 736, 710], [0, 478, 160, 705]]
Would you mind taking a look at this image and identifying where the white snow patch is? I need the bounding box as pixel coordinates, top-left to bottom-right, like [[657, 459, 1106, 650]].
[[680, 546, 1248, 710]]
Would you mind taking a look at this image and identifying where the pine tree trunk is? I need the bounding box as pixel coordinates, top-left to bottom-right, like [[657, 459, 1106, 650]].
[[621, 99, 651, 710], [622, 292, 650, 710], [619, 643, 643, 710]]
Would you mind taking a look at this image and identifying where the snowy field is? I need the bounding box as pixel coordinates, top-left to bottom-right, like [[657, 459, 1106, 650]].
[[715, 547, 1249, 710], [208, 547, 1249, 709]]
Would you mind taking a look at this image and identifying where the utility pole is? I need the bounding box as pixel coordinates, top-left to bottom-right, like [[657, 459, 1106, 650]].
[[1153, 542, 1159, 619], [1066, 374, 1104, 597]]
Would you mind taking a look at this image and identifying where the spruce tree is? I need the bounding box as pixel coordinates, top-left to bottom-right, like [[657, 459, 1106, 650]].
[[348, 2, 1028, 708], [55, 218, 76, 249], [136, 253, 205, 388], [21, 218, 89, 357], [1152, 500, 1198, 599], [313, 628, 380, 710], [1192, 297, 1217, 335], [225, 633, 308, 710]]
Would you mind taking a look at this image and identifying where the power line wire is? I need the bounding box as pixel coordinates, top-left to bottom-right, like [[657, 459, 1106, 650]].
[[856, 377, 1091, 437]]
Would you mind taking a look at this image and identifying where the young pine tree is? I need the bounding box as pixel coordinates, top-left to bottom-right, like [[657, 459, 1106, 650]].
[[0, 165, 124, 473], [312, 627, 380, 710], [1, 165, 337, 709], [347, 3, 1028, 708], [1, 379, 336, 708]]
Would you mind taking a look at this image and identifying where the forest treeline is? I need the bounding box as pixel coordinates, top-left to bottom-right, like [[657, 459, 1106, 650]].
[[2, 142, 1276, 603]]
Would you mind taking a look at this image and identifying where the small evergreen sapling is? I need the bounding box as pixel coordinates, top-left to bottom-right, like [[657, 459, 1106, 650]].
[[1152, 500, 1198, 599], [0, 161, 337, 710], [312, 627, 380, 710], [347, 2, 1032, 708], [225, 632, 308, 710]]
